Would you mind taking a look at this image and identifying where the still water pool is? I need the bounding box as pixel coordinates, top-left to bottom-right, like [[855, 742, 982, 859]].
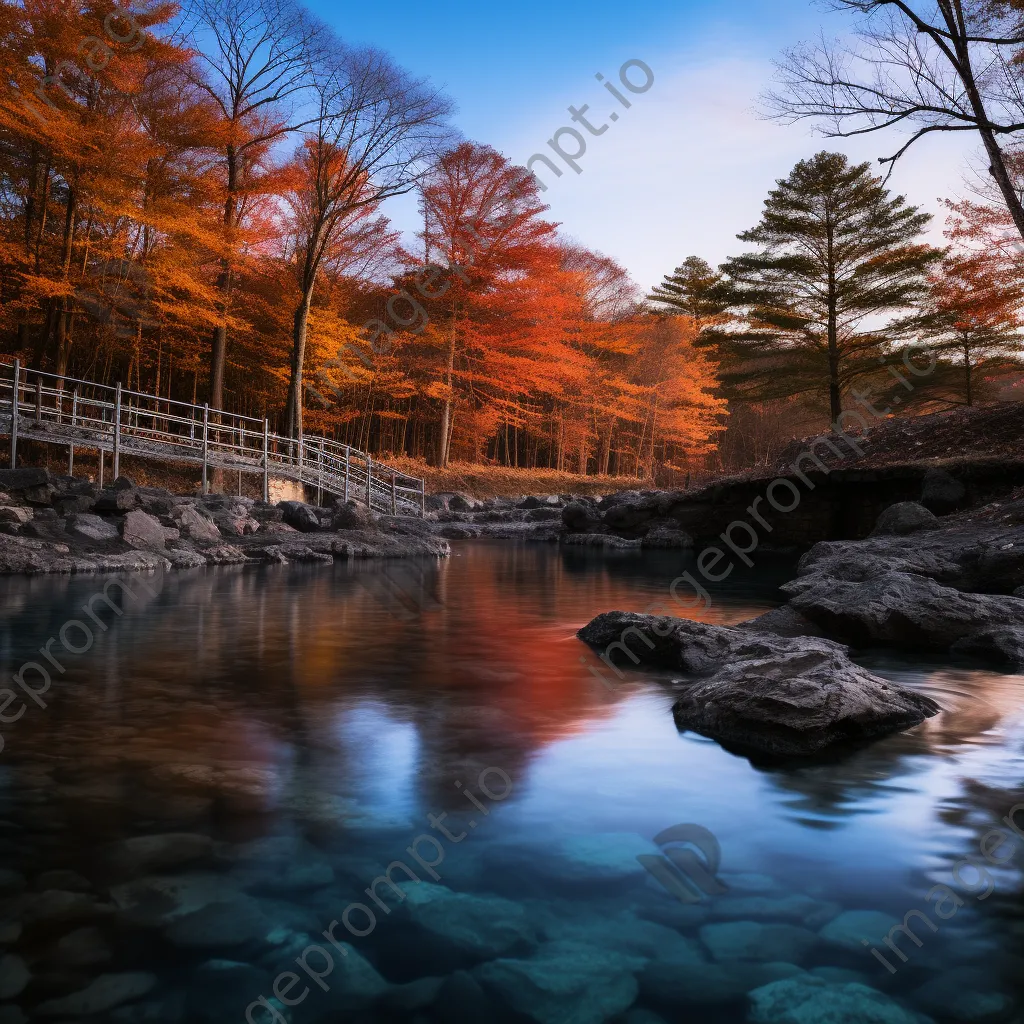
[[0, 541, 1021, 1023]]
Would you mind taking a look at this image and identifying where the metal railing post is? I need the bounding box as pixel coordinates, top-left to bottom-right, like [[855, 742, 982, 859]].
[[34, 377, 42, 423], [317, 440, 324, 506], [366, 454, 372, 510], [262, 419, 270, 503], [113, 383, 122, 480], [9, 359, 19, 469], [201, 403, 209, 494], [297, 435, 304, 479], [391, 472, 397, 516], [69, 389, 77, 475], [420, 479, 426, 518], [344, 446, 350, 503]]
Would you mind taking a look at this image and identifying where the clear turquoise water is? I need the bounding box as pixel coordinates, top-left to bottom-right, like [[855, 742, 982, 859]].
[[0, 541, 1022, 1023]]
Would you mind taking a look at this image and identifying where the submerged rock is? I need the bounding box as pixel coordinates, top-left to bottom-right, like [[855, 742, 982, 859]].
[[578, 613, 939, 758], [0, 954, 29, 999], [50, 926, 112, 967], [911, 965, 1014, 1021], [640, 960, 802, 1008], [185, 959, 271, 1024], [433, 970, 493, 1024], [35, 971, 157, 1016], [228, 835, 334, 893], [398, 882, 537, 963], [746, 975, 921, 1024], [707, 894, 840, 930], [163, 895, 267, 949], [818, 910, 902, 953], [699, 921, 817, 964], [541, 908, 707, 964], [487, 833, 661, 887], [475, 940, 643, 1024], [105, 833, 214, 877]]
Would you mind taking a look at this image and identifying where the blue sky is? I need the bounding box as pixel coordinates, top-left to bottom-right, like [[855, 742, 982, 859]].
[[307, 0, 976, 291]]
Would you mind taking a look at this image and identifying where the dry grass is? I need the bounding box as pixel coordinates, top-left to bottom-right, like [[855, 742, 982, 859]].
[[19, 440, 646, 502], [386, 458, 644, 499]]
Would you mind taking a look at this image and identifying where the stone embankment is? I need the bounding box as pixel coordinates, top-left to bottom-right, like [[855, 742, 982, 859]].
[[577, 466, 1024, 760], [0, 468, 448, 574]]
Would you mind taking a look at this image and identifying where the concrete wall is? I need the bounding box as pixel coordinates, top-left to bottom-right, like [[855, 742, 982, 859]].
[[268, 477, 305, 504]]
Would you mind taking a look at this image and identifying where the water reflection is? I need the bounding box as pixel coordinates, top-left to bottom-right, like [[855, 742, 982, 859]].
[[0, 543, 1021, 1021]]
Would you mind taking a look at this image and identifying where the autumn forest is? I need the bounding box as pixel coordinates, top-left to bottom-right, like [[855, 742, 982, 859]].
[[2, 0, 1023, 484]]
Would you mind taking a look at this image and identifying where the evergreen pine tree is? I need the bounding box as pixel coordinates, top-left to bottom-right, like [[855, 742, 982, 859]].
[[647, 256, 728, 338], [714, 152, 941, 424]]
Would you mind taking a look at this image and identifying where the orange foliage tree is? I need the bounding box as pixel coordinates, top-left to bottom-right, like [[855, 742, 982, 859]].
[[0, 3, 725, 480]]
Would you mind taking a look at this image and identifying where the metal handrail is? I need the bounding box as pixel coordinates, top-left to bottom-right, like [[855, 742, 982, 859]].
[[0, 360, 426, 517]]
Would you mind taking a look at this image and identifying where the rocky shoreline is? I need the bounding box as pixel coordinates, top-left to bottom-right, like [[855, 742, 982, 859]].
[[578, 490, 1024, 760], [0, 468, 449, 575]]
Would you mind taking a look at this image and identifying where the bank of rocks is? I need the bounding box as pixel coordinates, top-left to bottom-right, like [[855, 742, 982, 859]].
[[0, 468, 448, 574], [530, 460, 1024, 551], [426, 491, 696, 549], [744, 495, 1024, 668]]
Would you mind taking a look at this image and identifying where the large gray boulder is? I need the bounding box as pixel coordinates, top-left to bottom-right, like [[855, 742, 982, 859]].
[[870, 501, 939, 537], [66, 513, 119, 543], [786, 571, 1024, 664], [951, 626, 1024, 668], [578, 613, 939, 758], [603, 494, 658, 532], [921, 467, 966, 513], [796, 540, 965, 589], [121, 510, 167, 551], [176, 505, 221, 543], [94, 487, 137, 513], [0, 468, 50, 492], [331, 500, 378, 531], [277, 501, 322, 533], [561, 501, 602, 532]]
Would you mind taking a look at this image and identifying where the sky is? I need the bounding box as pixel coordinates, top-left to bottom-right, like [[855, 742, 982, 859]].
[[306, 0, 978, 292]]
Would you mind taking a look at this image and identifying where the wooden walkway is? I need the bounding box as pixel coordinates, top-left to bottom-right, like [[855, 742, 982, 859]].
[[0, 359, 426, 517]]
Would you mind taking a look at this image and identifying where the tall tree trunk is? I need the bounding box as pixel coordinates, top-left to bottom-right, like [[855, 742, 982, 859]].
[[948, 14, 1024, 243], [825, 210, 842, 424], [286, 289, 314, 440], [36, 184, 76, 371], [210, 147, 239, 410], [963, 341, 973, 407], [598, 417, 615, 476], [437, 328, 456, 467]]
